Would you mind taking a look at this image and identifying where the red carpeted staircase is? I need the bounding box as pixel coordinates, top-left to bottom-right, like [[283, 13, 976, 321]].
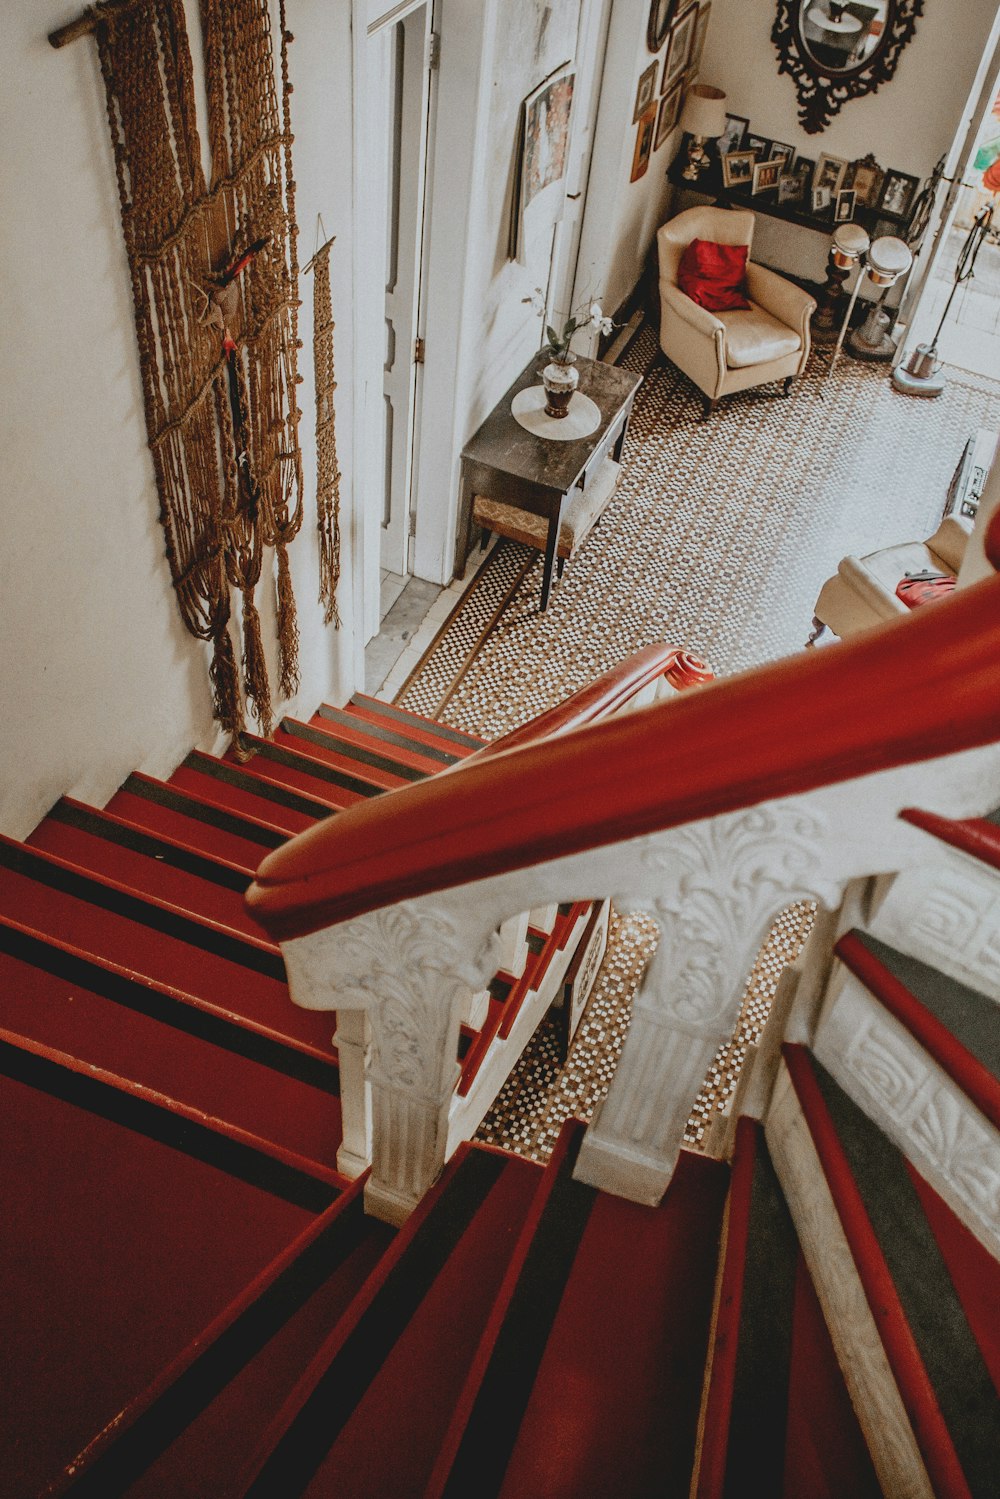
[[2, 694, 1000, 1496]]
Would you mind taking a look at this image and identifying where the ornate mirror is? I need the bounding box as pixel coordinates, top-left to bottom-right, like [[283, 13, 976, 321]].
[[648, 0, 681, 53], [772, 0, 924, 133]]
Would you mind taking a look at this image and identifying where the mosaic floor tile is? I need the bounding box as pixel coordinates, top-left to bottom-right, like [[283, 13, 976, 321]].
[[398, 330, 1000, 1160]]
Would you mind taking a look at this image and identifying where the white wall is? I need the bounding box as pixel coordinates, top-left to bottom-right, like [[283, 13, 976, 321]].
[[0, 1, 357, 837], [698, 0, 1000, 282]]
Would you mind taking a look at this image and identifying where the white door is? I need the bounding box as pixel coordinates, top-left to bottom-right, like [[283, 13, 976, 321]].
[[379, 2, 436, 577]]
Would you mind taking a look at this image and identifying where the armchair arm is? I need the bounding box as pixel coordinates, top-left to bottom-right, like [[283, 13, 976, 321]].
[[745, 263, 816, 339], [660, 279, 726, 340], [837, 555, 908, 620]]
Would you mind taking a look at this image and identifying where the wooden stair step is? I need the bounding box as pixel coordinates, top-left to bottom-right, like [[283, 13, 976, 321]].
[[344, 694, 485, 755], [50, 1177, 393, 1499], [241, 1145, 542, 1498], [169, 754, 342, 832], [280, 716, 437, 781], [0, 934, 341, 1171], [27, 799, 268, 942], [0, 1041, 332, 1499], [227, 737, 395, 805], [782, 1045, 1000, 1499], [0, 838, 337, 1062], [107, 773, 287, 869]]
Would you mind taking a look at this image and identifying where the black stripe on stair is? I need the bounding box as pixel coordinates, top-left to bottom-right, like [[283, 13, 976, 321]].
[[122, 775, 286, 848], [347, 694, 485, 748], [182, 753, 345, 817], [0, 839, 285, 982], [722, 1132, 798, 1499], [245, 1148, 508, 1498], [0, 919, 337, 1094], [242, 737, 417, 792], [57, 1190, 374, 1498], [305, 707, 459, 766], [282, 715, 446, 774], [0, 1037, 338, 1214], [853, 930, 1000, 1081], [813, 1058, 1000, 1497], [47, 800, 251, 893], [440, 1130, 596, 1499]]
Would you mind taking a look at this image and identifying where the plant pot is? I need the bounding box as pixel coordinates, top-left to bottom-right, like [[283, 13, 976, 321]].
[[541, 356, 579, 418]]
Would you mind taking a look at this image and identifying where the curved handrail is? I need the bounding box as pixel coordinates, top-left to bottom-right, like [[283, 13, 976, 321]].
[[248, 514, 1000, 943], [466, 644, 713, 761]]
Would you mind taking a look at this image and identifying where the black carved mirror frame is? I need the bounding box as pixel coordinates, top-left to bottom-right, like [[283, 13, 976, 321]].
[[772, 0, 924, 134]]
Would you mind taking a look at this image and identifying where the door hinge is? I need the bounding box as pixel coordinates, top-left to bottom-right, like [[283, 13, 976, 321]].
[[427, 31, 440, 70], [414, 336, 426, 364]]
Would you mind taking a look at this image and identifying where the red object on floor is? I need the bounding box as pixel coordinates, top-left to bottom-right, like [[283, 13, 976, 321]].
[[782, 1249, 882, 1498], [495, 1151, 729, 1499]]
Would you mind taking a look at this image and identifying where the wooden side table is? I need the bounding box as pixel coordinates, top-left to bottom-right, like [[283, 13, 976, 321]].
[[458, 352, 641, 610]]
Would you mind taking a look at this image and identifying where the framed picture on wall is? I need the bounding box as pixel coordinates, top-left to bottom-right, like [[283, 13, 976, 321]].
[[663, 3, 698, 95], [631, 104, 658, 182], [633, 59, 659, 122], [688, 2, 712, 80], [655, 82, 684, 149]]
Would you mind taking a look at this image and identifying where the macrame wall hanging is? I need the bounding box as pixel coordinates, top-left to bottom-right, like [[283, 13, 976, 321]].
[[306, 231, 343, 628], [51, 0, 306, 742]]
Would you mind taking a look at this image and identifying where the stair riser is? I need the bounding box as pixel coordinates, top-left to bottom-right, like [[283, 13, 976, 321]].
[[108, 779, 284, 866], [815, 970, 1000, 1262], [168, 766, 331, 833], [273, 727, 414, 788]]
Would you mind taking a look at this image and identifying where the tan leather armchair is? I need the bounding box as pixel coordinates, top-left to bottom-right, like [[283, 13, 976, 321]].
[[657, 207, 816, 417], [811, 514, 973, 641]]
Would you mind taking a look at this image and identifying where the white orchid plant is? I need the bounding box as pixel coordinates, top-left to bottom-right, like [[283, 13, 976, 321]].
[[523, 289, 615, 364]]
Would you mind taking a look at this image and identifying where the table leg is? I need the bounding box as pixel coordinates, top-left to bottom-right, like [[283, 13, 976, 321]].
[[540, 511, 560, 611], [612, 408, 632, 464]]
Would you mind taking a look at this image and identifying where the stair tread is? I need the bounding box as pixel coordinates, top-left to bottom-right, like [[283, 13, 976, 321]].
[[327, 705, 467, 765], [227, 738, 395, 803], [0, 941, 342, 1170], [0, 1057, 322, 1499], [284, 715, 440, 778], [243, 1146, 541, 1498], [346, 694, 485, 751], [111, 773, 287, 860], [170, 757, 342, 830], [787, 1047, 1000, 1499]]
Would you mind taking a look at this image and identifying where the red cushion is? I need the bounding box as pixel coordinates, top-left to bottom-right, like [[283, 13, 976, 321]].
[[678, 239, 750, 311]]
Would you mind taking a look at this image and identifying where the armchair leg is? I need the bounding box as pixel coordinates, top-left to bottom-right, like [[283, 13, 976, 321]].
[[701, 396, 718, 420], [782, 376, 795, 397]]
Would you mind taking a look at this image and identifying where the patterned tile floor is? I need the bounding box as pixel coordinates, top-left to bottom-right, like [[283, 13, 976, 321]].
[[398, 330, 1000, 1162]]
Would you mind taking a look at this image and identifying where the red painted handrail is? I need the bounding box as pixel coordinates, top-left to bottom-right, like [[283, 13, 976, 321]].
[[247, 514, 1000, 943]]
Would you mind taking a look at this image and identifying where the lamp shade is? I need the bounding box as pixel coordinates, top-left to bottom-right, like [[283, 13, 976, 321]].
[[680, 85, 727, 140]]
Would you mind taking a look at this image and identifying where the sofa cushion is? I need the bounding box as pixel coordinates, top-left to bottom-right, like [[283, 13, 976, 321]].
[[678, 239, 750, 311], [719, 303, 802, 368]]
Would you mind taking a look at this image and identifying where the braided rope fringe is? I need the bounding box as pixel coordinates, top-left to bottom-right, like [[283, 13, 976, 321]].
[[312, 240, 343, 628]]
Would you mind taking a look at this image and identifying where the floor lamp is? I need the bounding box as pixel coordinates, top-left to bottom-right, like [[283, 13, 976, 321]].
[[825, 232, 913, 382]]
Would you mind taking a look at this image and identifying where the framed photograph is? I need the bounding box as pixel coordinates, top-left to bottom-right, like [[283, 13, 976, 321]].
[[769, 140, 796, 172], [647, 0, 682, 53], [835, 188, 857, 222], [721, 148, 756, 189], [717, 113, 748, 157], [745, 133, 770, 159], [752, 157, 782, 194], [796, 156, 815, 193], [654, 82, 683, 149], [812, 184, 832, 214], [633, 59, 659, 123], [849, 154, 883, 208], [814, 152, 848, 197], [688, 2, 712, 79], [879, 169, 919, 220], [778, 172, 802, 204], [630, 103, 657, 182], [663, 3, 698, 95]]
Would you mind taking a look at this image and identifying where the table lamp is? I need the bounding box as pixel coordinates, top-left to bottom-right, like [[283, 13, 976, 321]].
[[680, 85, 727, 182]]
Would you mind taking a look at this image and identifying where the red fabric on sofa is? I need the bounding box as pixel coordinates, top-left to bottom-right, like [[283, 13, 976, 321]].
[[678, 239, 750, 311]]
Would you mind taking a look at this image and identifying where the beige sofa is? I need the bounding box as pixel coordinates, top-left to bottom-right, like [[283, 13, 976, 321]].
[[657, 207, 816, 417], [811, 513, 973, 641]]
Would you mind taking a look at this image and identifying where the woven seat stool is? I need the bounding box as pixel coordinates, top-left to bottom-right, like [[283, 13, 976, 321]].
[[473, 456, 620, 583]]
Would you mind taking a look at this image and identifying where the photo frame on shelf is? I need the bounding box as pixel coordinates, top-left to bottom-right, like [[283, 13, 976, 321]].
[[796, 156, 815, 194], [769, 140, 796, 172], [814, 152, 848, 197], [717, 112, 748, 156], [634, 59, 659, 122], [848, 154, 884, 208], [655, 82, 684, 149], [812, 184, 832, 214], [631, 103, 658, 182], [721, 148, 755, 188], [663, 3, 698, 95], [752, 157, 782, 194], [745, 133, 770, 158], [835, 188, 857, 223], [878, 168, 920, 220], [778, 171, 802, 204]]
